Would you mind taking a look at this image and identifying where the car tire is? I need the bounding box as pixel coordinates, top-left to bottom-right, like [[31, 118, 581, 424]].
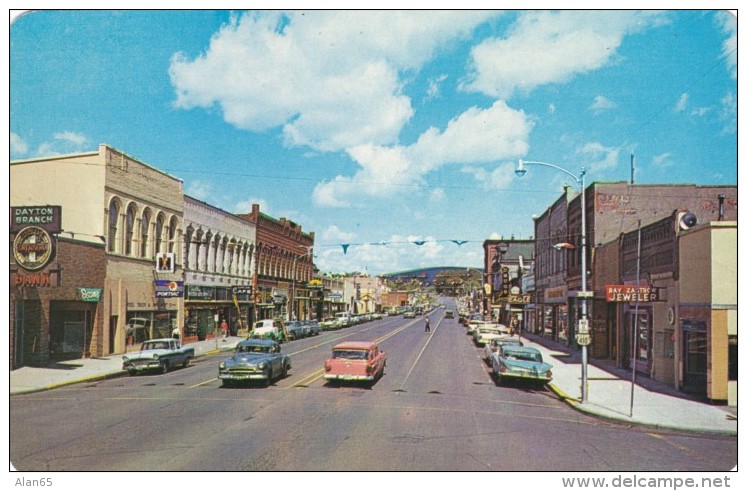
[[128, 369, 137, 376], [160, 361, 169, 374], [264, 370, 273, 387], [182, 357, 191, 368], [221, 379, 233, 388]]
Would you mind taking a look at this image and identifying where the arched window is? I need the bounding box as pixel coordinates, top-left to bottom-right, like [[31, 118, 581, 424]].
[[125, 204, 136, 256], [108, 199, 120, 253], [155, 214, 164, 254], [141, 210, 151, 258], [168, 216, 179, 254]]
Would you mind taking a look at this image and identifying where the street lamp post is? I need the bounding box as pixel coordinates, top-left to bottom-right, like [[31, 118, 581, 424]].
[[515, 159, 589, 403]]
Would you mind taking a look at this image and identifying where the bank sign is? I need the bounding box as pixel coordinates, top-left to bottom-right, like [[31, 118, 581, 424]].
[[11, 206, 62, 233], [605, 285, 662, 302]]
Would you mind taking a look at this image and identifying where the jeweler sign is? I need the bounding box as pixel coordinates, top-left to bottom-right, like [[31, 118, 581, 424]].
[[605, 285, 662, 302]]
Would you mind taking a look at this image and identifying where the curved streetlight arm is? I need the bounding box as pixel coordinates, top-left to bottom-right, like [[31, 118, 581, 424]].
[[515, 157, 589, 403], [517, 159, 586, 186]]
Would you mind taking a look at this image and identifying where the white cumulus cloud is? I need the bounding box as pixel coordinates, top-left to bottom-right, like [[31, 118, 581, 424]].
[[169, 10, 495, 153], [461, 10, 666, 99]]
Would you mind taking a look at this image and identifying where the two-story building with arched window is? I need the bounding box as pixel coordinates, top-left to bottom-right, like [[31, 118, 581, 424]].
[[10, 144, 184, 366]]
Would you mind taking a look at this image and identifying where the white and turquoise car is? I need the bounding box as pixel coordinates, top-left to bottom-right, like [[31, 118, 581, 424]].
[[122, 338, 195, 375], [491, 345, 553, 385]]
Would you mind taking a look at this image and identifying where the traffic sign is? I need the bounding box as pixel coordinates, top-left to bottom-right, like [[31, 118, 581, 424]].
[[576, 333, 591, 346]]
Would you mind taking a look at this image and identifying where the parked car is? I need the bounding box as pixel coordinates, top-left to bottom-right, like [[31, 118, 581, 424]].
[[302, 320, 321, 336], [473, 324, 509, 346], [483, 336, 524, 365], [286, 321, 306, 340], [466, 319, 492, 335], [491, 345, 553, 386], [320, 317, 341, 331], [324, 341, 386, 385], [403, 310, 416, 319], [122, 338, 195, 375], [218, 339, 291, 387], [251, 318, 286, 343]]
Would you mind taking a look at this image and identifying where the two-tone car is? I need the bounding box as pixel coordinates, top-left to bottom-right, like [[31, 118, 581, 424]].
[[473, 324, 509, 346], [122, 338, 195, 375], [491, 345, 553, 386], [323, 341, 386, 386], [219, 339, 291, 387], [483, 336, 524, 365]]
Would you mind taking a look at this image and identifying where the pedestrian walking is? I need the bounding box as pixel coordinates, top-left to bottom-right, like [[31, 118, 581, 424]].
[[221, 319, 229, 339], [424, 316, 430, 333]]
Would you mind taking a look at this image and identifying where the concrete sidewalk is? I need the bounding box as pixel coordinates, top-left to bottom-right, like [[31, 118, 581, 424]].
[[9, 336, 241, 396], [9, 333, 737, 436], [519, 332, 737, 436]]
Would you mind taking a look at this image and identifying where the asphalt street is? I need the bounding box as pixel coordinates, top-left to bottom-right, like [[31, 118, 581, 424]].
[[10, 304, 737, 472]]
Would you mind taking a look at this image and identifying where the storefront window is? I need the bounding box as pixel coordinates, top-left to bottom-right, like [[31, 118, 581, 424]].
[[125, 311, 177, 345], [681, 318, 707, 393], [543, 306, 553, 337], [636, 310, 649, 362], [557, 305, 568, 342]]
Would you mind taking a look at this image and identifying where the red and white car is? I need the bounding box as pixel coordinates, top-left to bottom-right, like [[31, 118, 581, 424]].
[[324, 341, 386, 385]]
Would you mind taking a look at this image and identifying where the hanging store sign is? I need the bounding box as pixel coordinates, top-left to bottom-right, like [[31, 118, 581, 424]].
[[77, 288, 102, 302], [155, 280, 184, 298], [605, 285, 662, 302], [10, 206, 62, 233], [13, 226, 55, 272], [507, 293, 532, 304]]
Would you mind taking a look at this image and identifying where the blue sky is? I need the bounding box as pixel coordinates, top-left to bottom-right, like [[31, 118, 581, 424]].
[[9, 10, 737, 275]]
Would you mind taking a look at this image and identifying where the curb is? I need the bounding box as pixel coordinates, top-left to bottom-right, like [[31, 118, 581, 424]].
[[547, 382, 737, 437]]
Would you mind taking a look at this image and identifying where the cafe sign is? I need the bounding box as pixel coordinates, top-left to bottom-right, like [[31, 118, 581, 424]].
[[606, 284, 662, 302]]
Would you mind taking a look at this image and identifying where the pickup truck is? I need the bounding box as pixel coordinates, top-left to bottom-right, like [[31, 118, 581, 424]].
[[122, 338, 195, 375], [323, 341, 386, 386]]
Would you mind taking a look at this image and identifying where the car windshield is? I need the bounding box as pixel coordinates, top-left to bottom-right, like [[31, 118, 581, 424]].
[[143, 341, 169, 350], [504, 350, 542, 362], [238, 344, 270, 354], [332, 350, 368, 360]]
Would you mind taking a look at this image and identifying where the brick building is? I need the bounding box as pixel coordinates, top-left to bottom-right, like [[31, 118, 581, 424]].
[[239, 204, 315, 322], [10, 144, 184, 366]]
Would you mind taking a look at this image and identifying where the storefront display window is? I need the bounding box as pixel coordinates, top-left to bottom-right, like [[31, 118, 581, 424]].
[[681, 318, 707, 394], [557, 305, 568, 342]]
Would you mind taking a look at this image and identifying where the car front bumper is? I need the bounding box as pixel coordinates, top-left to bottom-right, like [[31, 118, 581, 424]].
[[219, 371, 269, 381], [123, 361, 160, 372]]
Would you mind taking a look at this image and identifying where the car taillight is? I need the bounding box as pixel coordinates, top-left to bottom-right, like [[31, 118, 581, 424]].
[[324, 361, 331, 371], [366, 364, 374, 374], [499, 365, 507, 373]]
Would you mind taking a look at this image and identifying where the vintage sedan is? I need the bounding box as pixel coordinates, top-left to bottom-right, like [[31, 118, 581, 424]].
[[122, 338, 195, 375], [491, 345, 553, 385], [285, 321, 306, 340], [473, 324, 509, 346], [324, 341, 386, 385], [483, 336, 524, 365], [218, 339, 291, 387]]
